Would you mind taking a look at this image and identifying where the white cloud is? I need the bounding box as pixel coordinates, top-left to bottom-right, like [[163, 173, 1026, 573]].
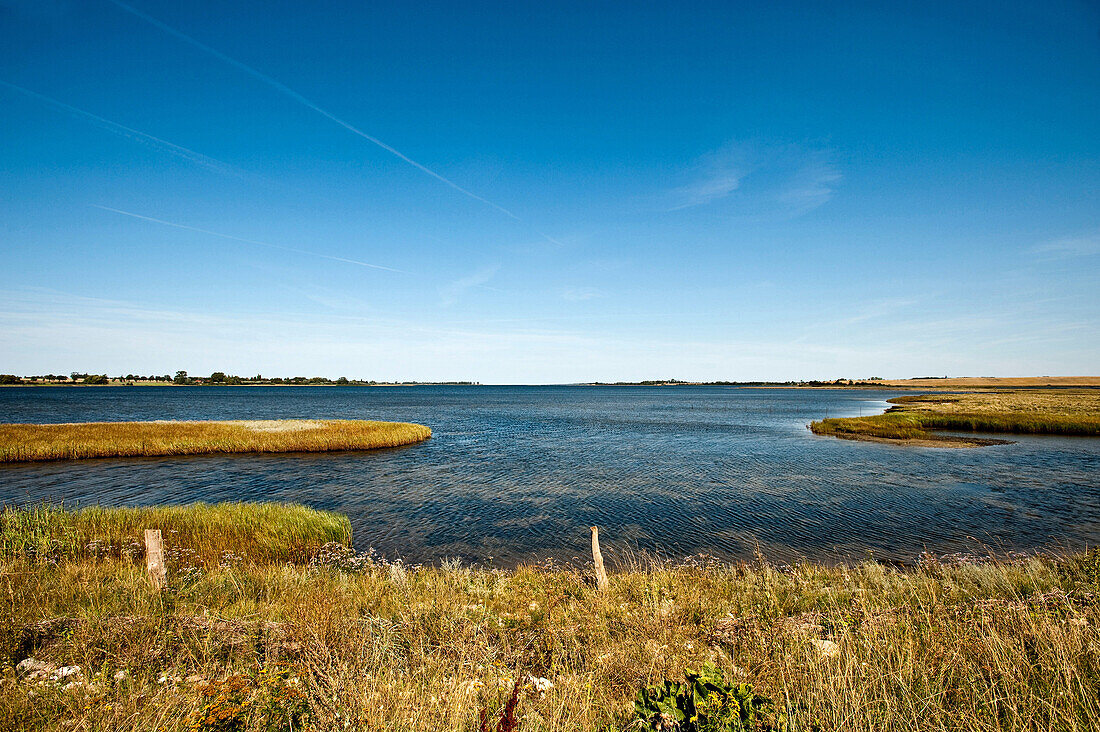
[[668, 141, 841, 217], [439, 265, 500, 306]]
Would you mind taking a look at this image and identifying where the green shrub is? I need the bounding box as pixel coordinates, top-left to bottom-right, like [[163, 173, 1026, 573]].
[[634, 663, 774, 731]]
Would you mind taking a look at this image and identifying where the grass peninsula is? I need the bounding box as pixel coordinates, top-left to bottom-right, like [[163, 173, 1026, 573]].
[[2, 502, 1098, 731], [811, 388, 1100, 447], [0, 419, 431, 463]]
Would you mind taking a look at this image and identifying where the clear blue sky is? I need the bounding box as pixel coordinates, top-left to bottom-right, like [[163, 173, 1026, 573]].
[[1, 0, 1098, 382]]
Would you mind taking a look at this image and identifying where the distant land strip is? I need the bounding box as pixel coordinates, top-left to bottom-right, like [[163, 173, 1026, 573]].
[[0, 372, 479, 387], [0, 419, 431, 463], [588, 376, 1100, 388], [810, 389, 1100, 448]]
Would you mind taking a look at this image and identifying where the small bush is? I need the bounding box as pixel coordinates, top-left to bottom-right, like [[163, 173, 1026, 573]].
[[634, 663, 774, 731]]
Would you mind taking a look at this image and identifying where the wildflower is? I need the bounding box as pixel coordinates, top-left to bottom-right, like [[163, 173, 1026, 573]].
[[527, 676, 553, 693]]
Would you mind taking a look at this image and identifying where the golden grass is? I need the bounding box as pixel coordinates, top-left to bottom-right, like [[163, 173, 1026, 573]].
[[1, 520, 1099, 730], [0, 419, 431, 463], [875, 376, 1100, 388], [1, 503, 351, 566], [811, 389, 1100, 447]]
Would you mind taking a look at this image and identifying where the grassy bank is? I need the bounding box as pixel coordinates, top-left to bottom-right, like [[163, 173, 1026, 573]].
[[0, 419, 431, 463], [1, 504, 1099, 731], [811, 389, 1100, 447], [0, 503, 350, 566]]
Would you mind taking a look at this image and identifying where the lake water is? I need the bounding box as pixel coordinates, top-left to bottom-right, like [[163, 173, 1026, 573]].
[[1, 386, 1098, 566]]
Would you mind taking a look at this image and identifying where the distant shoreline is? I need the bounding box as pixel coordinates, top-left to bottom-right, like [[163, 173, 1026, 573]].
[[809, 389, 1100, 448]]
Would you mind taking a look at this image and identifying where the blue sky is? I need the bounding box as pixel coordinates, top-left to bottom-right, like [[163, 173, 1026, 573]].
[[1, 0, 1098, 382]]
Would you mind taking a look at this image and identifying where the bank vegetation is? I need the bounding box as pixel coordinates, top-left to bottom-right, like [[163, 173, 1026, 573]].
[[0, 419, 431, 463], [1, 503, 1098, 731], [811, 389, 1100, 447]]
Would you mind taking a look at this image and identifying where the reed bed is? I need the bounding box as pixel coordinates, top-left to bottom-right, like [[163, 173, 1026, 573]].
[[0, 503, 351, 566], [1, 504, 1099, 731], [811, 388, 1100, 446], [0, 419, 431, 463]]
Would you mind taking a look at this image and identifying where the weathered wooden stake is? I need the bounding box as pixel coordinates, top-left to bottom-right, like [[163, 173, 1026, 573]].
[[144, 529, 167, 591], [590, 526, 609, 591]]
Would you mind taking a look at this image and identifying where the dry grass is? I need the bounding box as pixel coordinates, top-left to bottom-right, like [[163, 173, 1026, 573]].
[[875, 377, 1100, 388], [811, 389, 1100, 446], [0, 503, 351, 566], [1, 504, 1099, 731], [0, 419, 431, 463]]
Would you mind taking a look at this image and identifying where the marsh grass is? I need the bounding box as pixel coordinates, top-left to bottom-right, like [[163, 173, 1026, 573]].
[[0, 419, 431, 463], [0, 503, 351, 566], [1, 504, 1099, 730], [811, 389, 1100, 445]]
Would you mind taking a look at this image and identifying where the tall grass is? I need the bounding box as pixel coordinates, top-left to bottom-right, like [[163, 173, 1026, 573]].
[[2, 544, 1098, 730], [2, 503, 1100, 729], [0, 419, 431, 463], [811, 389, 1100, 445], [0, 503, 351, 565]]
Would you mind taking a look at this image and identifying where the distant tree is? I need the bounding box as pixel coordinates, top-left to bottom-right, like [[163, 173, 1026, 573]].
[[209, 371, 227, 384], [336, 376, 349, 385], [84, 374, 109, 385], [174, 370, 192, 385], [0, 374, 22, 385]]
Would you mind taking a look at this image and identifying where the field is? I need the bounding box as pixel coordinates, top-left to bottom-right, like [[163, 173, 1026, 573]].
[[811, 389, 1100, 447], [2, 503, 1099, 731], [0, 419, 431, 463], [871, 376, 1100, 388]]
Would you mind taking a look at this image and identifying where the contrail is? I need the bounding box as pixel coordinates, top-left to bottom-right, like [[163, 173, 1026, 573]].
[[92, 205, 406, 273], [0, 79, 246, 178], [105, 0, 530, 224]]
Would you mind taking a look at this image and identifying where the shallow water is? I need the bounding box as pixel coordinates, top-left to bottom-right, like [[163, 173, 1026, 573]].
[[1, 386, 1098, 566]]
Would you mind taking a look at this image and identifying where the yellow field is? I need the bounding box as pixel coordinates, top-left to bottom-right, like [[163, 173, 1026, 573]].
[[812, 388, 1100, 446], [0, 419, 431, 462]]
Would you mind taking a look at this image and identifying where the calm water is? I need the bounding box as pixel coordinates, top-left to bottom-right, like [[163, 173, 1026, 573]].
[[1, 386, 1098, 566]]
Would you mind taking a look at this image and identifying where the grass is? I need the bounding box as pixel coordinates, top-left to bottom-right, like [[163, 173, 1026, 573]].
[[0, 503, 351, 566], [0, 419, 431, 463], [811, 388, 1100, 446], [1, 503, 1099, 731]]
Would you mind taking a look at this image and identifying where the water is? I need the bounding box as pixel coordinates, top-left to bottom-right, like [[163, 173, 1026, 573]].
[[1, 386, 1098, 566]]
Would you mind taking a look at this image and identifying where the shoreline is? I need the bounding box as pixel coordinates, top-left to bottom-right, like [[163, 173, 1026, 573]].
[[810, 389, 1100, 448], [2, 502, 1098, 731]]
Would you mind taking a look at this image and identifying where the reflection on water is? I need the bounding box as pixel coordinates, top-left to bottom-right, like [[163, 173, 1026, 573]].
[[1, 386, 1098, 566]]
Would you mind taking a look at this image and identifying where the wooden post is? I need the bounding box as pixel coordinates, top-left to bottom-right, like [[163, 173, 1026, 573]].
[[144, 529, 167, 591], [590, 526, 609, 591]]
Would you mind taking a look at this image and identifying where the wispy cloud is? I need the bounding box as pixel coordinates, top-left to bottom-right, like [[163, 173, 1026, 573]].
[[93, 205, 405, 273], [775, 153, 841, 216], [105, 0, 565, 247], [561, 287, 604, 302], [667, 141, 840, 217], [0, 79, 247, 178], [440, 265, 500, 306], [668, 143, 749, 210], [1031, 232, 1100, 260]]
